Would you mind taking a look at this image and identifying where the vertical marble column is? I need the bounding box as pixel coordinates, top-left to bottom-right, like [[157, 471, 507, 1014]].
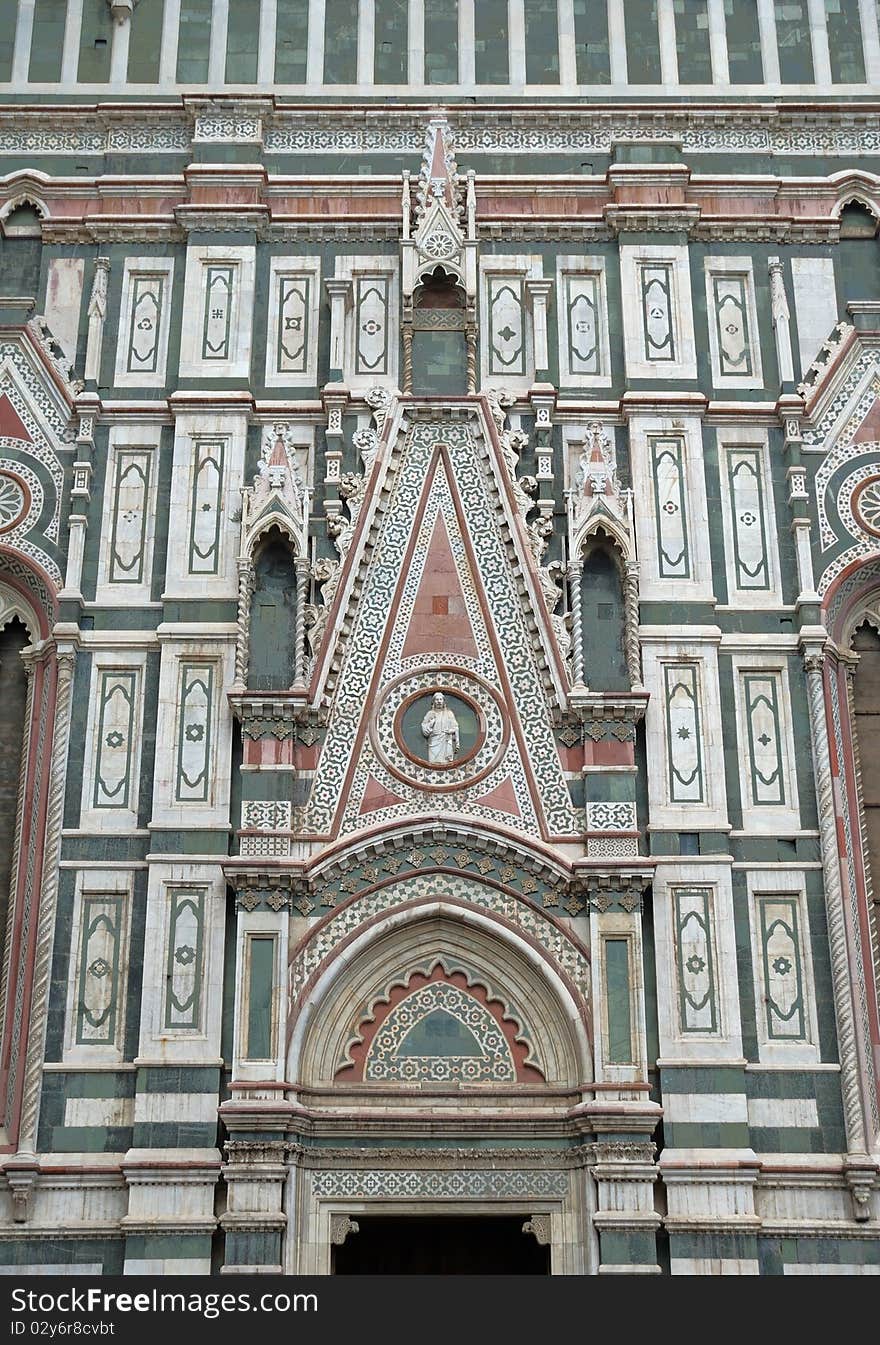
[[16, 645, 77, 1155], [756, 0, 781, 81], [11, 0, 35, 85], [858, 0, 880, 83], [558, 0, 577, 87], [459, 0, 475, 84], [258, 0, 278, 84], [109, 5, 132, 84], [358, 0, 375, 85], [526, 279, 553, 379], [325, 278, 352, 380], [657, 0, 679, 84], [60, 0, 84, 84], [208, 0, 229, 83], [159, 0, 182, 84], [307, 0, 326, 87], [608, 0, 628, 82], [802, 644, 868, 1155], [407, 0, 424, 85], [806, 0, 832, 83], [567, 559, 585, 687], [768, 256, 794, 385], [509, 0, 526, 85], [706, 0, 730, 83], [84, 257, 110, 384]]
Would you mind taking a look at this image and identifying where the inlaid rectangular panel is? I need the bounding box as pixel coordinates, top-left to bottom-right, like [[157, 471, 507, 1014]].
[[164, 888, 206, 1031], [92, 669, 137, 811], [201, 264, 236, 361], [187, 437, 225, 576], [108, 449, 152, 586], [705, 258, 763, 388], [651, 435, 691, 579], [727, 446, 771, 590], [75, 894, 125, 1048], [354, 274, 391, 377], [742, 672, 786, 806], [487, 274, 526, 376], [245, 934, 277, 1060], [663, 662, 705, 803], [673, 887, 719, 1033], [114, 258, 174, 387], [175, 662, 215, 804], [266, 257, 320, 386], [757, 895, 807, 1040], [604, 938, 633, 1064], [640, 263, 676, 362], [126, 274, 166, 375]]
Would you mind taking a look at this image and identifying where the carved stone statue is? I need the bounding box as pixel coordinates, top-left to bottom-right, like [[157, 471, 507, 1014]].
[[420, 692, 460, 764]]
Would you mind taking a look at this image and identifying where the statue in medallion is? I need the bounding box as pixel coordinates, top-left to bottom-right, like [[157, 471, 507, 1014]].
[[420, 692, 460, 764]]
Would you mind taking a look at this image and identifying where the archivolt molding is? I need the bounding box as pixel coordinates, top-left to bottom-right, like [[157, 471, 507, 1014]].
[[289, 889, 592, 1087]]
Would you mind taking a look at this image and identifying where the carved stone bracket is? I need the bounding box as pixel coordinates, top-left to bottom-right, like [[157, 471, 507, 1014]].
[[229, 693, 320, 743], [226, 868, 312, 915], [330, 1214, 360, 1246], [522, 1214, 551, 1246], [568, 869, 653, 915]]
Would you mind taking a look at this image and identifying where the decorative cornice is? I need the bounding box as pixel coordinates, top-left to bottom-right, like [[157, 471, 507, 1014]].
[[295, 1145, 591, 1169]]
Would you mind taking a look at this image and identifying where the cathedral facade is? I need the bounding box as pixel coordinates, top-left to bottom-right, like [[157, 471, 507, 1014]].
[[0, 0, 878, 1276]]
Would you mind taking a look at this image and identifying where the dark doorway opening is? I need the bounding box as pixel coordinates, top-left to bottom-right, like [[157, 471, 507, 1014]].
[[332, 1214, 550, 1275]]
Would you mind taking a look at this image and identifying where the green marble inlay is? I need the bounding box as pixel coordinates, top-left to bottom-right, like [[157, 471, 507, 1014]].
[[246, 936, 276, 1060], [725, 0, 762, 83], [425, 0, 458, 84], [77, 0, 113, 83], [574, 0, 610, 83], [604, 939, 633, 1064], [226, 0, 259, 82], [176, 0, 212, 84], [774, 0, 815, 83], [28, 0, 66, 83], [275, 0, 309, 82], [475, 0, 510, 83], [375, 0, 408, 82], [323, 0, 358, 84], [127, 0, 165, 83], [0, 0, 18, 82], [826, 0, 866, 82], [624, 0, 662, 82], [675, 0, 712, 83], [524, 0, 560, 83]]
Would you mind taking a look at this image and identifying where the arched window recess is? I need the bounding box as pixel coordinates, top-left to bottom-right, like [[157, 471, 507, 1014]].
[[232, 428, 311, 697], [565, 425, 642, 694]]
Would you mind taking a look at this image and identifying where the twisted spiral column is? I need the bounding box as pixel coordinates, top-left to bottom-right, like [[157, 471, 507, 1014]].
[[0, 649, 36, 1124], [17, 646, 76, 1154], [402, 326, 414, 395], [624, 560, 643, 689], [567, 559, 585, 687], [804, 651, 867, 1155], [293, 557, 311, 686], [234, 559, 255, 690], [466, 330, 477, 394]]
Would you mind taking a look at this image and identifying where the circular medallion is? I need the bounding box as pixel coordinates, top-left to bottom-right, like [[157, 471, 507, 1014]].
[[852, 476, 880, 537], [421, 231, 457, 260], [371, 669, 509, 792], [0, 471, 31, 534]]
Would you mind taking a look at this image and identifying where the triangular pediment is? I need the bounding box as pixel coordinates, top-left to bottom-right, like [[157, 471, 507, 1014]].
[[304, 405, 577, 843]]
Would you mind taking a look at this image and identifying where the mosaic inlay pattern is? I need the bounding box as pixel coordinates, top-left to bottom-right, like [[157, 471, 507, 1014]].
[[308, 415, 576, 839], [363, 982, 516, 1083]]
